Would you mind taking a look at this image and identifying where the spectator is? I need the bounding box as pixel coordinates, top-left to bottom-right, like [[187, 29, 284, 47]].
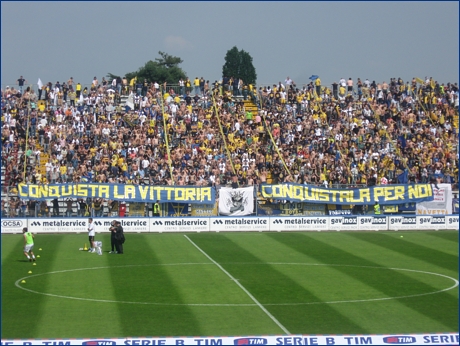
[[0, 73, 458, 217]]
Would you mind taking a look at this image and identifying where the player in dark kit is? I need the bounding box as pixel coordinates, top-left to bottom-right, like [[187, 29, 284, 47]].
[[109, 220, 117, 253], [114, 221, 124, 254]]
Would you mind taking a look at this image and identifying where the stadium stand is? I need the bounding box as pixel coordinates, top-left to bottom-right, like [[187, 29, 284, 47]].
[[1, 76, 458, 217]]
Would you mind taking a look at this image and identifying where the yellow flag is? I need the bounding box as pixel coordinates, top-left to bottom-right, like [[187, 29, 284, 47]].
[[416, 77, 424, 84], [430, 80, 435, 89]]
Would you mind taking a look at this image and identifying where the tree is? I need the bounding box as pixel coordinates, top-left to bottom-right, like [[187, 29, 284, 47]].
[[107, 51, 187, 85], [222, 46, 257, 85]]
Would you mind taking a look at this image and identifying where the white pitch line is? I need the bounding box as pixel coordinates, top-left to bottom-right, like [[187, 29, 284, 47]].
[[184, 235, 290, 335], [15, 263, 458, 308]]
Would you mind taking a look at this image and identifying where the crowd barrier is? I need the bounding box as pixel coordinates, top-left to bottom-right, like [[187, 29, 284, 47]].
[[1, 215, 458, 234]]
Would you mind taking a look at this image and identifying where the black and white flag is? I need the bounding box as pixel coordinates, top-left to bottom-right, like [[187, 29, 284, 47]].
[[219, 186, 254, 216]]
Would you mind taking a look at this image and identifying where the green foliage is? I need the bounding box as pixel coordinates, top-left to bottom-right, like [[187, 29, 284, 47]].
[[107, 51, 187, 84], [222, 46, 257, 85], [106, 72, 120, 81]]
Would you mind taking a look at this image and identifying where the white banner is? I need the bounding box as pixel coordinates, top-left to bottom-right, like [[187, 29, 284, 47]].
[[150, 217, 209, 233], [417, 184, 452, 215], [1, 333, 458, 345], [210, 217, 269, 232], [388, 216, 417, 230], [1, 219, 28, 234], [219, 186, 254, 216], [270, 216, 329, 231], [358, 216, 388, 231]]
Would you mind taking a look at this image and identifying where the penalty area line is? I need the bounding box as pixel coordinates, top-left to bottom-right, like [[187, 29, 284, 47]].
[[184, 235, 290, 335]]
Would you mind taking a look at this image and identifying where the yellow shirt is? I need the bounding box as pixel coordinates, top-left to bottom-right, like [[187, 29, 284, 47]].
[[320, 112, 327, 123]]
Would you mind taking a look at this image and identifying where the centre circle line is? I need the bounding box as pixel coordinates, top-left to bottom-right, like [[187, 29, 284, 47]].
[[14, 262, 458, 307]]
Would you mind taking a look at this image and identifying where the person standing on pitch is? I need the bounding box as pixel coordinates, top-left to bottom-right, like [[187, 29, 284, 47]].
[[87, 218, 96, 253], [23, 227, 36, 262], [114, 221, 124, 254], [109, 220, 117, 253]]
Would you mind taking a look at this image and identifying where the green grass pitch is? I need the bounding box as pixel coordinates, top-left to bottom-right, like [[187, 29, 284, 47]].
[[2, 230, 458, 339]]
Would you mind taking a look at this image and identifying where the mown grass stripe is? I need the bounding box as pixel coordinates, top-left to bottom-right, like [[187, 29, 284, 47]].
[[30, 233, 122, 339], [142, 233, 289, 336], [188, 233, 368, 335], [394, 232, 459, 257], [1, 234, 64, 338], [346, 232, 458, 274], [271, 232, 458, 331], [184, 234, 291, 335], [106, 233, 202, 337], [1, 234, 23, 263], [424, 231, 459, 246]]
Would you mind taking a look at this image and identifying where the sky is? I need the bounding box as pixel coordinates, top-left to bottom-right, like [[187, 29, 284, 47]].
[[1, 1, 459, 89]]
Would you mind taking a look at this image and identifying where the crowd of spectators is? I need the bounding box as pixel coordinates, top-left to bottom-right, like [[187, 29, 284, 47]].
[[1, 74, 458, 217]]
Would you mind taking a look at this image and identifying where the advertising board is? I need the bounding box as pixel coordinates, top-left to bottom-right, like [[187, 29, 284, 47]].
[[270, 216, 329, 232], [417, 216, 446, 230], [1, 215, 457, 234], [1, 219, 27, 234], [28, 218, 87, 233], [150, 217, 209, 233], [340, 216, 359, 231], [387, 216, 417, 231], [94, 218, 150, 233], [1, 333, 458, 345], [328, 216, 344, 231], [445, 215, 459, 230], [209, 217, 269, 232], [358, 216, 388, 231]]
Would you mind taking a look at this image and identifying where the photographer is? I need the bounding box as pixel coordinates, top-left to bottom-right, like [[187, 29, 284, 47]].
[[109, 220, 117, 254]]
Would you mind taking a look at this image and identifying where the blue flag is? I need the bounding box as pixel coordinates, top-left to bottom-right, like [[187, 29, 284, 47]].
[[398, 135, 407, 149], [397, 169, 409, 184]]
